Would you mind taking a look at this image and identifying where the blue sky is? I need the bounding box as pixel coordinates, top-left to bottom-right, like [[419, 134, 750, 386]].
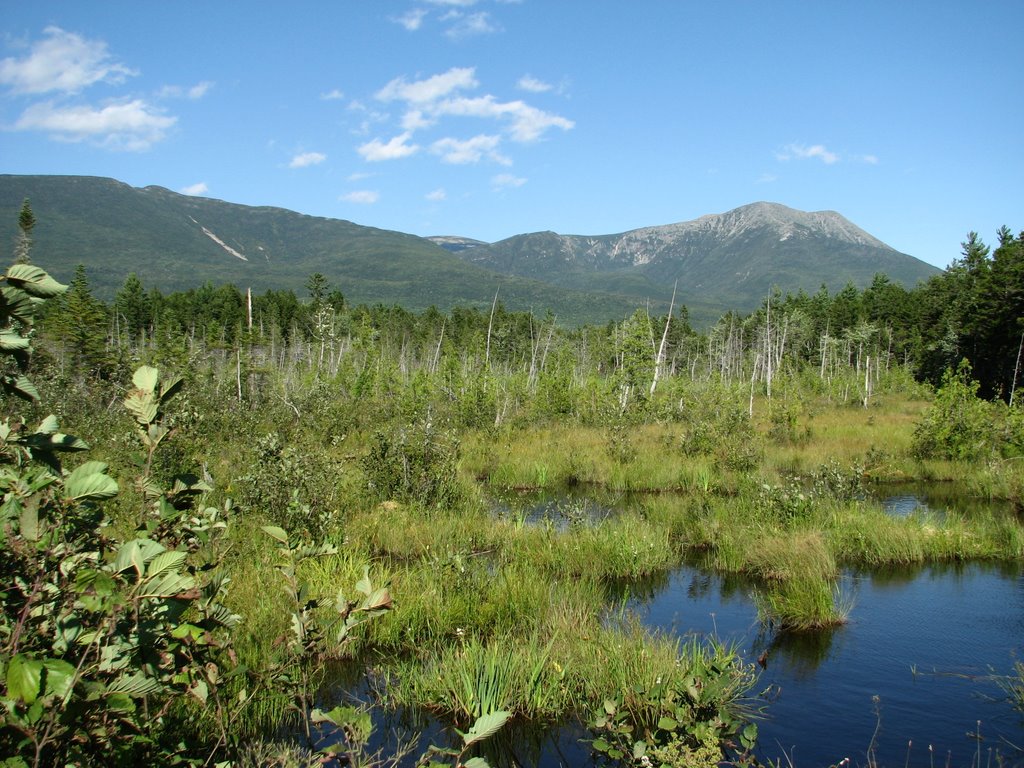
[[2, 1, 1021, 269]]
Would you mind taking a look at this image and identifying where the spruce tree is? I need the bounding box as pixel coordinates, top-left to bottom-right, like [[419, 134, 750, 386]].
[[14, 199, 35, 264]]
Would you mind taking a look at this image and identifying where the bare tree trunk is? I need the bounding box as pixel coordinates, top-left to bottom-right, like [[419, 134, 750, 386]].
[[650, 281, 677, 397], [1011, 331, 1024, 408], [485, 287, 499, 369], [431, 319, 445, 374], [749, 353, 761, 417]]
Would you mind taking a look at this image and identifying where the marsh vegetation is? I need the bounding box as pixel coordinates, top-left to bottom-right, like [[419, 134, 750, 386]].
[[1, 223, 1023, 766]]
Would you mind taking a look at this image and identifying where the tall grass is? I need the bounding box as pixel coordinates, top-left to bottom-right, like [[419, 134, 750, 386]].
[[388, 634, 564, 722]]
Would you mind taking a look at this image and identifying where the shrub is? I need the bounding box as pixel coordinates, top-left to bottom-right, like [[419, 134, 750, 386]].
[[361, 417, 467, 509], [912, 363, 1000, 461]]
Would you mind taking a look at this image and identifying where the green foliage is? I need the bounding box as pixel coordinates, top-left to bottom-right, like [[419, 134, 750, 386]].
[[362, 418, 467, 509], [256, 527, 392, 749], [912, 363, 1002, 461], [0, 263, 237, 764], [41, 265, 110, 377], [236, 431, 344, 538], [588, 637, 759, 766], [396, 635, 559, 723]]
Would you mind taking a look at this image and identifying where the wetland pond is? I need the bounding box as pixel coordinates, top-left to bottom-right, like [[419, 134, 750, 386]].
[[324, 486, 1024, 767]]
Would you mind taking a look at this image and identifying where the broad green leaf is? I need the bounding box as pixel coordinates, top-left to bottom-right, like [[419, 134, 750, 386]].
[[355, 566, 372, 596], [2, 374, 39, 402], [6, 654, 42, 704], [35, 415, 59, 435], [23, 431, 89, 454], [113, 538, 165, 575], [145, 550, 187, 579], [18, 503, 38, 542], [262, 525, 289, 545], [463, 759, 492, 768], [361, 586, 393, 613], [41, 659, 76, 700], [5, 264, 67, 299], [132, 365, 159, 392], [461, 710, 509, 747], [0, 331, 29, 351], [189, 679, 208, 704], [106, 693, 136, 712], [123, 390, 157, 425], [139, 570, 194, 598], [0, 286, 37, 325], [159, 375, 184, 404], [657, 716, 678, 731], [106, 671, 162, 696], [64, 464, 118, 501]]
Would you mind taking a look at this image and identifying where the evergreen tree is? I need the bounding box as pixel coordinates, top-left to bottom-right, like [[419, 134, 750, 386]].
[[14, 199, 35, 264], [114, 272, 150, 345], [44, 265, 109, 375]]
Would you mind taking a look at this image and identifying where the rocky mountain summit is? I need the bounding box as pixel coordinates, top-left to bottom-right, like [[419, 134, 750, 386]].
[[449, 202, 936, 309]]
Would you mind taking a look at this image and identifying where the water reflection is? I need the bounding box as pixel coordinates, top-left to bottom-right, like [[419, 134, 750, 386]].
[[316, 485, 1024, 767], [875, 480, 1016, 519]]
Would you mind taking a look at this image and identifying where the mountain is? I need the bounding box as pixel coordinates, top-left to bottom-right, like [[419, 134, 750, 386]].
[[426, 235, 488, 253], [452, 202, 940, 311], [0, 175, 647, 325], [0, 176, 940, 326]]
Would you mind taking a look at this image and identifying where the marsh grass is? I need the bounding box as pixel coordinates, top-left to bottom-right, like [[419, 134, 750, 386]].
[[512, 511, 677, 579], [388, 634, 565, 722], [997, 660, 1024, 715]]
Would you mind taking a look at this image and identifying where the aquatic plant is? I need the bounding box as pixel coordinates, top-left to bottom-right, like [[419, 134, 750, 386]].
[[587, 631, 760, 766]]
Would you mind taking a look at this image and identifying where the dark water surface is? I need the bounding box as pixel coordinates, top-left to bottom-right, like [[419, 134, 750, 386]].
[[319, 487, 1024, 766], [633, 561, 1024, 767]]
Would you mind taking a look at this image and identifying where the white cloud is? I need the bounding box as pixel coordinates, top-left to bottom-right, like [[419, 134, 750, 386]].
[[348, 171, 372, 181], [756, 173, 778, 184], [188, 81, 213, 99], [320, 88, 345, 101], [425, 188, 447, 201], [861, 154, 879, 165], [778, 143, 838, 164], [392, 9, 428, 30], [358, 131, 420, 161], [401, 109, 433, 131], [517, 75, 552, 93], [376, 67, 478, 104], [180, 182, 208, 195], [426, 0, 478, 5], [0, 26, 135, 95], [430, 134, 509, 164], [434, 95, 573, 141], [341, 190, 379, 204], [159, 80, 214, 100], [444, 11, 498, 38], [289, 151, 327, 168], [492, 173, 526, 189], [14, 99, 176, 151]]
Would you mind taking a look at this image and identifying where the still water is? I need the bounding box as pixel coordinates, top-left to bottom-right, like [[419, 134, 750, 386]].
[[633, 561, 1024, 767], [320, 488, 1024, 766]]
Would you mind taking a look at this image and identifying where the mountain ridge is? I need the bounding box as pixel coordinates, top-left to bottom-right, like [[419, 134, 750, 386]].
[[0, 175, 939, 326]]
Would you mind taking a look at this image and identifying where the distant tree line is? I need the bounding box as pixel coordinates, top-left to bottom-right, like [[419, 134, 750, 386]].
[[31, 221, 1024, 403]]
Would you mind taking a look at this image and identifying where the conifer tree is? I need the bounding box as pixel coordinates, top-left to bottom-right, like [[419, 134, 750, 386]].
[[14, 199, 35, 264], [45, 264, 109, 375]]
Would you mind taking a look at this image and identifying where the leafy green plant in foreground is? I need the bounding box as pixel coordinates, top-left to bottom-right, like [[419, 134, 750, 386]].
[[588, 636, 759, 768], [0, 265, 237, 766]]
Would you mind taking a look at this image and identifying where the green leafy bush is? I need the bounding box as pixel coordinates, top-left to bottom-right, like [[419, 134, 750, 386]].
[[361, 418, 467, 509], [912, 363, 1001, 461]]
